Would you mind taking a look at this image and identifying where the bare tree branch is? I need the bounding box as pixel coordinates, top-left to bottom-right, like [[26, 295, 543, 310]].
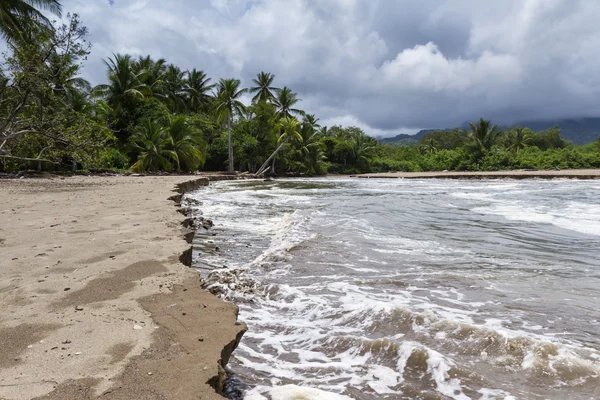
[[0, 155, 58, 163]]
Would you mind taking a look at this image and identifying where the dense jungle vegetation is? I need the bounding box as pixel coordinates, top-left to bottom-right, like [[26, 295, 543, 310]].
[[1, 2, 599, 175]]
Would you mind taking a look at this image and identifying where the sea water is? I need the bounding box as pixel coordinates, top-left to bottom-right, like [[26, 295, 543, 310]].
[[187, 178, 600, 400]]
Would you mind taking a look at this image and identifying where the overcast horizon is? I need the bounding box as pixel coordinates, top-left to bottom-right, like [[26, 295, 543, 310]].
[[52, 0, 600, 137]]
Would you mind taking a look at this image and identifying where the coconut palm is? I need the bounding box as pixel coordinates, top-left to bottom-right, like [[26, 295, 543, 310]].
[[166, 115, 206, 171], [273, 86, 303, 119], [249, 71, 278, 103], [469, 118, 500, 153], [418, 138, 438, 155], [302, 114, 320, 132], [297, 117, 326, 174], [46, 51, 91, 107], [129, 120, 177, 172], [184, 69, 214, 113], [214, 78, 247, 172], [92, 54, 150, 114], [506, 126, 531, 153], [256, 116, 301, 175], [162, 64, 186, 112], [0, 0, 62, 43], [133, 55, 166, 96], [348, 131, 376, 167]]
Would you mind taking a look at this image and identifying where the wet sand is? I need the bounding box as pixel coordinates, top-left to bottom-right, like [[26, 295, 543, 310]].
[[353, 169, 600, 179], [0, 176, 245, 400]]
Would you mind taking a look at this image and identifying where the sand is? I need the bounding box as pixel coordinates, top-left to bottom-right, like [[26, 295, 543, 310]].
[[352, 169, 600, 179], [0, 176, 246, 400]]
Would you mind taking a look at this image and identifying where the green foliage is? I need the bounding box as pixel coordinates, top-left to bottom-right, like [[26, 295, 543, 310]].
[[99, 148, 129, 170], [1, 13, 112, 172], [419, 129, 470, 150], [0, 0, 62, 43], [129, 120, 175, 172], [167, 115, 206, 171], [2, 5, 597, 176]]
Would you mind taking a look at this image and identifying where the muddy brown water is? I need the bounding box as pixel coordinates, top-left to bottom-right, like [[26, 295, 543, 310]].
[[190, 178, 600, 400]]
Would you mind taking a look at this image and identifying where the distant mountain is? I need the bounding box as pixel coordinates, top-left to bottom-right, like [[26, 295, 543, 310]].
[[512, 118, 600, 145], [378, 118, 600, 146], [378, 129, 440, 146]]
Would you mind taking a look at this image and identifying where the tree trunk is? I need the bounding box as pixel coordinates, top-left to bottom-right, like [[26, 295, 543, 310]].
[[271, 156, 276, 175], [256, 139, 287, 175], [227, 110, 233, 173]]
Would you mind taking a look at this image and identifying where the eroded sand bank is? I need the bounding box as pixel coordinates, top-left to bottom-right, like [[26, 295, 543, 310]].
[[0, 176, 245, 400]]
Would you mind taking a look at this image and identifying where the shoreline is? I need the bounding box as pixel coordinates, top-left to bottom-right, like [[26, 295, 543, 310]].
[[0, 176, 246, 399], [350, 168, 600, 179]]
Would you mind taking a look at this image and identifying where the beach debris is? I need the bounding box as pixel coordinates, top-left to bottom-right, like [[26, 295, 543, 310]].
[[75, 306, 84, 311], [64, 287, 71, 291], [147, 372, 153, 375], [133, 324, 144, 330], [62, 339, 71, 344], [75, 352, 82, 355], [11, 257, 18, 260], [198, 338, 204, 342]]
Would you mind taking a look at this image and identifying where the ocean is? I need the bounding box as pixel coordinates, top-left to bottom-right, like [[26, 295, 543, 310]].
[[187, 178, 600, 400]]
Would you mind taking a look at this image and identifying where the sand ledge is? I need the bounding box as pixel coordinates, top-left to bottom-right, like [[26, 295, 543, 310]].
[[0, 176, 246, 400]]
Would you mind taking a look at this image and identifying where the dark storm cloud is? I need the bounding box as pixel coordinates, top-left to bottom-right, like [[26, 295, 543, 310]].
[[62, 0, 600, 136]]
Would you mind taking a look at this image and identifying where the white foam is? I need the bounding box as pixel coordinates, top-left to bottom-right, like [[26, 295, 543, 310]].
[[477, 388, 516, 400], [473, 201, 600, 236], [244, 385, 353, 400]]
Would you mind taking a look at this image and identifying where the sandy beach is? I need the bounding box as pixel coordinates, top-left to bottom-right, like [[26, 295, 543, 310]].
[[0, 176, 245, 400], [352, 169, 600, 179]]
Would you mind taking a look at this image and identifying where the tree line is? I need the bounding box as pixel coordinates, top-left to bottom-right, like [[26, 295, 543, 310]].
[[1, 2, 599, 175]]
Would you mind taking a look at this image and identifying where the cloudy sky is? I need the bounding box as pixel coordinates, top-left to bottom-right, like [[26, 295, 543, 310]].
[[60, 0, 600, 136]]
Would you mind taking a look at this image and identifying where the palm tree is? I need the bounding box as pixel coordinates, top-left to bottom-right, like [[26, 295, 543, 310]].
[[469, 118, 500, 153], [162, 64, 186, 112], [184, 69, 214, 113], [0, 0, 62, 43], [302, 114, 320, 132], [506, 127, 531, 153], [133, 55, 166, 96], [418, 138, 438, 155], [349, 131, 376, 167], [274, 87, 303, 119], [167, 115, 206, 171], [249, 72, 278, 103], [92, 54, 150, 115], [47, 51, 91, 107], [214, 78, 247, 172], [129, 120, 177, 172], [256, 116, 301, 175], [297, 116, 326, 174]]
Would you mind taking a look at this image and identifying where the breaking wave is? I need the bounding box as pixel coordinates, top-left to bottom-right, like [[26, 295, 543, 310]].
[[190, 179, 600, 400]]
